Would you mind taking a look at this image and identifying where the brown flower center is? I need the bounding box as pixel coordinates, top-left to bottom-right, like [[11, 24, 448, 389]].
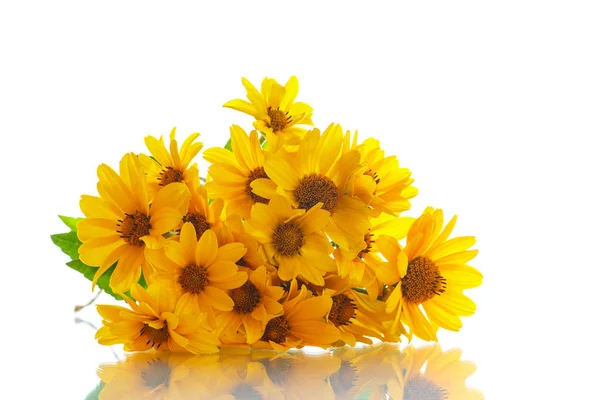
[[140, 322, 170, 349], [401, 257, 446, 304], [231, 280, 262, 314], [159, 166, 184, 186], [260, 315, 290, 344], [272, 221, 304, 256], [358, 232, 375, 258], [403, 375, 448, 400], [294, 173, 339, 212], [141, 359, 172, 389], [178, 264, 209, 294], [329, 294, 357, 326], [117, 211, 151, 246], [245, 167, 270, 204], [267, 106, 291, 133], [182, 212, 210, 237]]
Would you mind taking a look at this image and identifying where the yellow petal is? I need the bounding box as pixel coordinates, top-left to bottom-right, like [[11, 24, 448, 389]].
[[149, 207, 182, 236], [223, 98, 258, 116], [196, 229, 218, 267]]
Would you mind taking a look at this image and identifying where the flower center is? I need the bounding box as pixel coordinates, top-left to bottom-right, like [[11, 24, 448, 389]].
[[329, 294, 357, 326], [182, 212, 210, 238], [159, 166, 184, 186], [117, 211, 151, 246], [267, 106, 291, 132], [141, 359, 172, 389], [401, 257, 447, 304], [403, 375, 448, 400], [140, 322, 170, 349], [294, 173, 339, 212], [178, 264, 209, 294], [245, 167, 270, 204], [359, 232, 375, 258], [272, 221, 304, 256], [231, 280, 262, 314], [260, 315, 290, 344]]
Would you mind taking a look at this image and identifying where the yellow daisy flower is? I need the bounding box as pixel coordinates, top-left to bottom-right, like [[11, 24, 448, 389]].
[[77, 153, 191, 293], [204, 125, 278, 219], [223, 76, 313, 147], [252, 285, 340, 351], [217, 266, 285, 344], [95, 284, 220, 354], [344, 132, 418, 217], [138, 127, 203, 199], [390, 345, 483, 400], [245, 195, 335, 286], [262, 124, 370, 248], [147, 222, 248, 317], [378, 207, 482, 341]]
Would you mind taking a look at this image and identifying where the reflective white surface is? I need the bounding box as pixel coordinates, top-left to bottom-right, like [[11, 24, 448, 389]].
[[2, 1, 599, 399]]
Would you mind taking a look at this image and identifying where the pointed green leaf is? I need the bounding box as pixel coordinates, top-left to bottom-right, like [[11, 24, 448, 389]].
[[59, 215, 84, 231], [51, 231, 82, 260], [224, 138, 233, 151]]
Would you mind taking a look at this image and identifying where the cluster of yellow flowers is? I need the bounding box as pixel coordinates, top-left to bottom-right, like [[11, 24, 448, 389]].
[[66, 76, 482, 354], [96, 344, 482, 399]]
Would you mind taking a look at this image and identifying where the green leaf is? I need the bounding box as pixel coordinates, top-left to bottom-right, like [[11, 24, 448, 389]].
[[224, 138, 233, 151], [58, 215, 83, 231], [259, 133, 267, 149], [67, 260, 124, 301], [85, 381, 105, 400], [51, 231, 82, 260]]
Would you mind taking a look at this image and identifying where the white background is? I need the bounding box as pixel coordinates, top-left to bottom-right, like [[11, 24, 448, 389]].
[[1, 1, 599, 398]]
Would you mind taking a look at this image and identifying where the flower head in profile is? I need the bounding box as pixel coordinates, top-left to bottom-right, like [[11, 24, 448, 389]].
[[222, 214, 265, 270], [253, 284, 340, 351], [344, 132, 418, 217], [147, 223, 248, 319], [182, 180, 228, 243], [204, 125, 278, 219], [245, 195, 335, 286], [263, 125, 370, 249], [95, 284, 220, 354], [224, 76, 313, 147], [378, 207, 482, 341], [217, 266, 285, 344], [138, 127, 203, 199], [77, 153, 190, 293], [335, 212, 414, 299]]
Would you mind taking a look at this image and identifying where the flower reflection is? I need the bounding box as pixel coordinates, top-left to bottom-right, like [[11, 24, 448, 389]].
[[94, 344, 482, 399]]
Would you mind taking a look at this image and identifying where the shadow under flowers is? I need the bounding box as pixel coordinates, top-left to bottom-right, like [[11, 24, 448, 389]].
[[92, 344, 482, 399]]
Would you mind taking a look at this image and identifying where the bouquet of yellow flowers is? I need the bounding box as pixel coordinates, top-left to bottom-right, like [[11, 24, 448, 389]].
[[52, 76, 482, 354]]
